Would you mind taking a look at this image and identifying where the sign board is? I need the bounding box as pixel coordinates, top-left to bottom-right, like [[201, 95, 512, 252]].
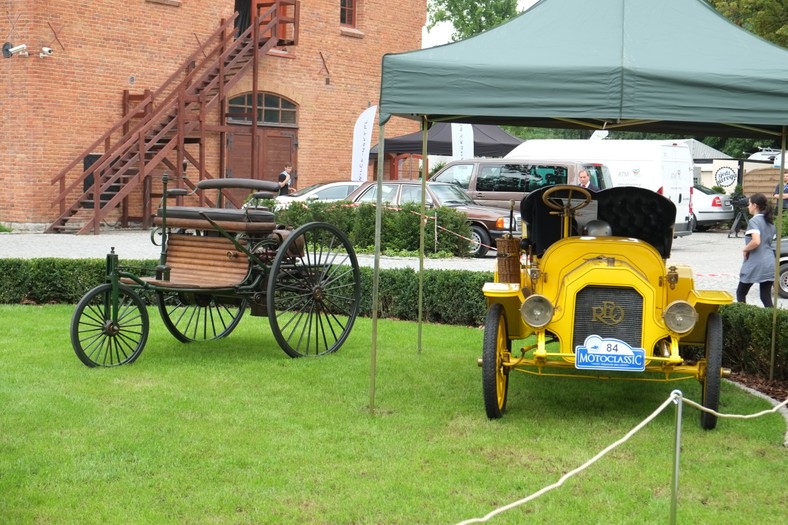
[[351, 106, 377, 182]]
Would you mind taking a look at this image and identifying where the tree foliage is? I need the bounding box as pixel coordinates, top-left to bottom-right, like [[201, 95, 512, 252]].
[[427, 0, 518, 42], [707, 0, 788, 48]]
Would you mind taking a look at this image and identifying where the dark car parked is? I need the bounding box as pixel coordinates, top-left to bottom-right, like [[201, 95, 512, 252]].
[[345, 180, 521, 257]]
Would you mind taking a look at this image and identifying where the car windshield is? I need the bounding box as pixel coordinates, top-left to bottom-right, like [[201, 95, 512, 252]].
[[288, 183, 323, 198], [429, 183, 474, 205]]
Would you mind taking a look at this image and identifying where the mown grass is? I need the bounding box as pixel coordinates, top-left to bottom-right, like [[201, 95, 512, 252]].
[[0, 305, 785, 525]]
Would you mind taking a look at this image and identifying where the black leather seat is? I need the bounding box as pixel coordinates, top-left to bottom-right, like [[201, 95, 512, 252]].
[[521, 186, 676, 258], [157, 206, 275, 224]]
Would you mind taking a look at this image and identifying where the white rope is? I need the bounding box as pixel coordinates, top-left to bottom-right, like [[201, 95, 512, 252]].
[[725, 379, 788, 446], [455, 392, 680, 525], [682, 395, 788, 419], [455, 392, 788, 525]]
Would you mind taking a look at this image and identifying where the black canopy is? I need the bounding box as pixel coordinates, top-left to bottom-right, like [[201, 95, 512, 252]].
[[370, 123, 523, 158]]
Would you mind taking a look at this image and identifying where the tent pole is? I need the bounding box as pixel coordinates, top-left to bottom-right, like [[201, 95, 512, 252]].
[[417, 117, 429, 354], [769, 127, 786, 381], [370, 123, 385, 413]]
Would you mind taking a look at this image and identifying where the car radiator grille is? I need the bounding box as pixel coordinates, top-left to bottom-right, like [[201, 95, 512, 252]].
[[572, 286, 643, 350]]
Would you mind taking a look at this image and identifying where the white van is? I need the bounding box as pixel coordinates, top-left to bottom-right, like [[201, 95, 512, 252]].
[[506, 139, 694, 237]]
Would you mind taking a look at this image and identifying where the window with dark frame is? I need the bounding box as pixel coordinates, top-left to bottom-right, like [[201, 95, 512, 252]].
[[340, 0, 355, 27], [227, 93, 297, 126]]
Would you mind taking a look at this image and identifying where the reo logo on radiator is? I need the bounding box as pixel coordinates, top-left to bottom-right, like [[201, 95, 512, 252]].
[[591, 301, 625, 325], [575, 335, 645, 372]]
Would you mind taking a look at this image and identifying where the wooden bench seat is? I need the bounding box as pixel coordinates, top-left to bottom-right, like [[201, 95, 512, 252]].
[[129, 234, 251, 289]]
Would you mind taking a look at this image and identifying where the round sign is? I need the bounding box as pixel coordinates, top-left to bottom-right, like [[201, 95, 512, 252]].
[[714, 166, 737, 187]]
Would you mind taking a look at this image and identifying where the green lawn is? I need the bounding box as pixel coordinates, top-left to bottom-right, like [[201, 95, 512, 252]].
[[0, 305, 785, 525]]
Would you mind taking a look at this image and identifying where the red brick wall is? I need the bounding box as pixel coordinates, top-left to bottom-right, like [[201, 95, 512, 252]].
[[0, 0, 424, 228]]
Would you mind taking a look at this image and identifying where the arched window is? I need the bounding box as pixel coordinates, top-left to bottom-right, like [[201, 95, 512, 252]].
[[227, 93, 297, 126]]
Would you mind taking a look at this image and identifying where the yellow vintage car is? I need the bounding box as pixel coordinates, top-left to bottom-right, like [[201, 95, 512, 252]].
[[481, 185, 732, 429]]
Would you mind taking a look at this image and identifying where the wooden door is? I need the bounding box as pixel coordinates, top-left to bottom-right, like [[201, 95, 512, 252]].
[[227, 126, 297, 184]]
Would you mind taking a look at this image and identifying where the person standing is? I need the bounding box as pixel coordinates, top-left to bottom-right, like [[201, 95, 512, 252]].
[[278, 163, 293, 196], [773, 172, 788, 209], [737, 193, 776, 307], [577, 169, 598, 191]]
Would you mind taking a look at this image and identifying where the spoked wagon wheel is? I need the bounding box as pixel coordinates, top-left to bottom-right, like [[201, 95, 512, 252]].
[[267, 222, 361, 358], [157, 292, 247, 343], [70, 283, 149, 367], [699, 312, 722, 430], [482, 303, 510, 419]]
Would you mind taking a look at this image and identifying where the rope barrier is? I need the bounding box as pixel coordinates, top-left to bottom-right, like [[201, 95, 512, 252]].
[[455, 392, 788, 525], [682, 395, 788, 419], [345, 202, 500, 252]]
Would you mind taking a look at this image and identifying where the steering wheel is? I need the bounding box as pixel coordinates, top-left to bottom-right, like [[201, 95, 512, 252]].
[[542, 185, 593, 213]]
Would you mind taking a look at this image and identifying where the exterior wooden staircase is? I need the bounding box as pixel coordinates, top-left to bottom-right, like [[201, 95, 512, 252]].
[[48, 0, 299, 234]]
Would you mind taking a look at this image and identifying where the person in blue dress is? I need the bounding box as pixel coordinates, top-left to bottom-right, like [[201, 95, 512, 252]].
[[736, 193, 776, 307]]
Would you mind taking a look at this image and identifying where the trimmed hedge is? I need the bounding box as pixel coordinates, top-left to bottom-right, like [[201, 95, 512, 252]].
[[0, 258, 489, 326], [274, 201, 472, 256], [720, 302, 788, 381], [1, 258, 785, 380]]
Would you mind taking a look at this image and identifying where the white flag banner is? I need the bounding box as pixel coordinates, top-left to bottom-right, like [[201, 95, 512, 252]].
[[451, 123, 474, 160], [351, 105, 377, 182]]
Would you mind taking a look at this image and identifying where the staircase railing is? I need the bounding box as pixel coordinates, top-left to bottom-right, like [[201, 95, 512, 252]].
[[49, 15, 237, 217], [49, 0, 298, 234]]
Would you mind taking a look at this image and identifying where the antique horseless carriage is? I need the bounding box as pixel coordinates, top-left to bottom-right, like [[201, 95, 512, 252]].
[[70, 176, 362, 366], [481, 185, 732, 429]]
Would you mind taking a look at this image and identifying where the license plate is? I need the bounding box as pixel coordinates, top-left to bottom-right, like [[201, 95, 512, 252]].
[[575, 335, 646, 372]]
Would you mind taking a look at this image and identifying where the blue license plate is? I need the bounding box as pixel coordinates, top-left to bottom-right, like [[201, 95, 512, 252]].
[[575, 335, 646, 372]]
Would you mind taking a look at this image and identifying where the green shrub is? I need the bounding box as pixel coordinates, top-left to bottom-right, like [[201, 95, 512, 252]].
[[431, 207, 473, 256], [280, 201, 356, 236], [720, 302, 788, 380], [0, 258, 154, 304], [349, 204, 378, 250], [356, 267, 489, 326], [383, 203, 422, 252], [429, 161, 446, 177], [275, 201, 471, 257]]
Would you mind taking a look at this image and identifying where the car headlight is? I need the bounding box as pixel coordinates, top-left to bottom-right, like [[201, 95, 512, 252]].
[[663, 301, 698, 334], [497, 215, 522, 232], [520, 294, 554, 328]]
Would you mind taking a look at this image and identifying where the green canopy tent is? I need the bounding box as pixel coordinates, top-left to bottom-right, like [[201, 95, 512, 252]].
[[379, 0, 788, 137], [366, 0, 788, 408]]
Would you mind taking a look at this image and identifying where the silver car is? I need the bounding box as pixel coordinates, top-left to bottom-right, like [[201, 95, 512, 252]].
[[274, 181, 362, 210], [691, 184, 734, 231]]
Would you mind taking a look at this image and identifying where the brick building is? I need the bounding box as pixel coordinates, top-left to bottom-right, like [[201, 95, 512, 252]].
[[0, 0, 424, 231]]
